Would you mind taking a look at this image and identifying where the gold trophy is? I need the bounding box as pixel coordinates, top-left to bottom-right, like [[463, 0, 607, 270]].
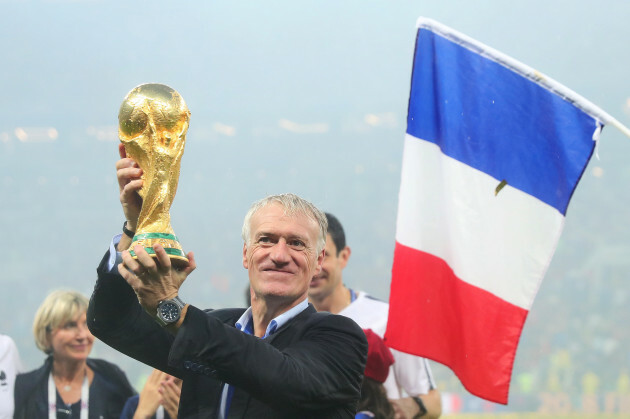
[[118, 83, 190, 265]]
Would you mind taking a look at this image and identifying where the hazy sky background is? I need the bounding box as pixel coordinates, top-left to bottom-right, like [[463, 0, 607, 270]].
[[2, 0, 629, 407]]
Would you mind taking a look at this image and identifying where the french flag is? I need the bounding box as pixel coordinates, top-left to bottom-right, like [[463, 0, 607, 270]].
[[384, 18, 627, 404]]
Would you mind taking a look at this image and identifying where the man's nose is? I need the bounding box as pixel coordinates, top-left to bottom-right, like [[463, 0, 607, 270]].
[[270, 239, 291, 264]]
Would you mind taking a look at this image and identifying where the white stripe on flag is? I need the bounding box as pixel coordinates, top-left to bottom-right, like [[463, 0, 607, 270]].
[[396, 134, 565, 310]]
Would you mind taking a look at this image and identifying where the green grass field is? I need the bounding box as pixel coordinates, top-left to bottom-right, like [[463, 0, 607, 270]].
[[444, 414, 627, 419]]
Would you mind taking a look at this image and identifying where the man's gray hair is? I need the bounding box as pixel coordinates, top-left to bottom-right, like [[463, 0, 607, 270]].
[[241, 193, 328, 253]]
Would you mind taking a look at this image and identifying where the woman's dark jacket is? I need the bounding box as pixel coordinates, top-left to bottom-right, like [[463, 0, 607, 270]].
[[14, 356, 136, 419]]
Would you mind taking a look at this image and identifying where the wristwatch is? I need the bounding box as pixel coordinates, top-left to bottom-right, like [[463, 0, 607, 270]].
[[156, 296, 186, 326], [412, 396, 427, 418], [122, 221, 135, 239]]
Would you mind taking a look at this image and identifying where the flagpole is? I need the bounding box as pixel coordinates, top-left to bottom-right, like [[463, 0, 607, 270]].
[[416, 17, 630, 140], [609, 118, 630, 139]]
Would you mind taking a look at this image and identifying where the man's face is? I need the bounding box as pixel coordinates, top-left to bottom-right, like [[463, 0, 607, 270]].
[[243, 204, 324, 303], [308, 234, 350, 301]]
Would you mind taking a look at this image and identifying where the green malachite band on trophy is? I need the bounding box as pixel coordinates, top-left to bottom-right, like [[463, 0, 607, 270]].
[[132, 232, 180, 242], [130, 247, 186, 258]]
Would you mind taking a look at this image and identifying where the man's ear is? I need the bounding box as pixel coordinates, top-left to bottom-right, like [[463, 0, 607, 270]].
[[314, 248, 325, 275], [242, 243, 249, 269], [339, 246, 351, 269]]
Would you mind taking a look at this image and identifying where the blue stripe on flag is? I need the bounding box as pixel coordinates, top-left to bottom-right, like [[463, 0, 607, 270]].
[[407, 29, 597, 215]]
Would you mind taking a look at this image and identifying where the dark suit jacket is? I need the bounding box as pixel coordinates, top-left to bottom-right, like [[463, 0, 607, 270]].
[[88, 250, 367, 418], [14, 356, 136, 419]]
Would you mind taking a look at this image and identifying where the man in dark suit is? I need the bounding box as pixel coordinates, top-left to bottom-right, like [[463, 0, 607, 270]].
[[87, 148, 367, 418]]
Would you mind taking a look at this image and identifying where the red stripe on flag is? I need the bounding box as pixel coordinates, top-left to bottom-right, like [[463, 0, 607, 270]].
[[384, 242, 529, 404]]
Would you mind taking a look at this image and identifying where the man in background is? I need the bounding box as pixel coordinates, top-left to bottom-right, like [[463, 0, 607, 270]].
[[309, 213, 442, 419]]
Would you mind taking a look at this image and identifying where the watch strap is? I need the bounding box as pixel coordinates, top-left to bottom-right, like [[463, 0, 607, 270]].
[[122, 221, 135, 238], [412, 396, 427, 418]]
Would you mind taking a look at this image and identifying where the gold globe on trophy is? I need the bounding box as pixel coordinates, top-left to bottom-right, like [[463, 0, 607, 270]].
[[118, 83, 190, 265]]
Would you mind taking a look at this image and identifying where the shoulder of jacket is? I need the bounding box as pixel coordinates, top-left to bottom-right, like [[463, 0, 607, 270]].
[[15, 366, 43, 389], [87, 357, 119, 371], [205, 307, 246, 323], [14, 360, 51, 413], [306, 310, 364, 332], [16, 358, 50, 383]]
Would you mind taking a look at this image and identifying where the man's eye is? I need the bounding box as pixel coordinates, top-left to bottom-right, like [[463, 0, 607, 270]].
[[289, 240, 306, 248], [258, 237, 271, 243]]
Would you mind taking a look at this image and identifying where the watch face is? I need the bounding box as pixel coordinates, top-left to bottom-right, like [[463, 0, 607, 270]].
[[159, 302, 180, 322]]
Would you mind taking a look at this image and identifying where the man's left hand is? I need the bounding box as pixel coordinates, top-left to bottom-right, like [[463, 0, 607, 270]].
[[119, 243, 196, 313]]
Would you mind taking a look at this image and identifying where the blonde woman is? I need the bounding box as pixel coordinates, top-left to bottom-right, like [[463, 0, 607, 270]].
[[14, 290, 135, 418]]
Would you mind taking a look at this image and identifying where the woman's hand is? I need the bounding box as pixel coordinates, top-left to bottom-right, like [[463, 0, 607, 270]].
[[160, 376, 183, 419], [133, 370, 164, 419]]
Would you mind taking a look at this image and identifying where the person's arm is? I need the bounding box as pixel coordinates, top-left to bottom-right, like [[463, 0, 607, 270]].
[[418, 389, 442, 419], [117, 244, 195, 332], [88, 145, 190, 377], [388, 350, 442, 418], [88, 143, 145, 335], [169, 307, 368, 411], [116, 143, 143, 252], [390, 389, 442, 419], [114, 142, 196, 328], [88, 248, 181, 377]]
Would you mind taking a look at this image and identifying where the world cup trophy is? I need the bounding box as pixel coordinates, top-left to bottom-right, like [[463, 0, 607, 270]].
[[118, 83, 190, 265]]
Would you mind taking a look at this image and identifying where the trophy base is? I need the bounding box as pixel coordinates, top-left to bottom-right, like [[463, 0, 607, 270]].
[[128, 232, 189, 266]]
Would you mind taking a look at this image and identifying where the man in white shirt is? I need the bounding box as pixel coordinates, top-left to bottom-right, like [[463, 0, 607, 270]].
[[309, 213, 442, 419], [0, 334, 22, 419]]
